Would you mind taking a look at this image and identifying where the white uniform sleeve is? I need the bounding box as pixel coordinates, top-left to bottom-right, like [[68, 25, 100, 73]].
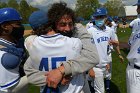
[[129, 20, 135, 28], [24, 35, 37, 50], [110, 29, 117, 41], [63, 23, 99, 76], [24, 57, 46, 86], [24, 35, 47, 86]]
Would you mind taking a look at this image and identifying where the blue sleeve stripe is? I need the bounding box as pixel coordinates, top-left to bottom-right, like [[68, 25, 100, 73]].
[[0, 77, 20, 88]]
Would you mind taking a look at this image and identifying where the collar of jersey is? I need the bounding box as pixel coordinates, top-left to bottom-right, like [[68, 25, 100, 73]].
[[40, 33, 61, 38], [138, 14, 140, 18], [95, 25, 106, 31], [0, 38, 16, 46]]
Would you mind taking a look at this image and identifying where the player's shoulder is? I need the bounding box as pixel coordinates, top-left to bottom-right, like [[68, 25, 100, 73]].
[[25, 35, 37, 49], [1, 53, 20, 69], [131, 18, 140, 23]]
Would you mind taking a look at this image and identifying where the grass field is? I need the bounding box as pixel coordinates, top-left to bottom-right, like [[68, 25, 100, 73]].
[[26, 26, 132, 93]]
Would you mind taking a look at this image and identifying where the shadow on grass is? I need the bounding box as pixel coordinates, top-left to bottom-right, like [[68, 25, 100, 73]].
[[110, 81, 121, 93]]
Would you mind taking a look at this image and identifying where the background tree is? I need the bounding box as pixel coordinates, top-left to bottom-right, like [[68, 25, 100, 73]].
[[0, 2, 8, 8], [19, 0, 38, 23], [104, 0, 125, 17], [75, 0, 100, 20], [7, 0, 19, 10]]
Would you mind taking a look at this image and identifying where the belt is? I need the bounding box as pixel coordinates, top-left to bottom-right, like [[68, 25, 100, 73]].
[[129, 62, 140, 69]]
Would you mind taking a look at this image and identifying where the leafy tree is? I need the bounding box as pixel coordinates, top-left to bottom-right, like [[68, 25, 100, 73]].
[[104, 0, 125, 17], [19, 0, 32, 23], [7, 0, 19, 10], [75, 0, 100, 20], [0, 2, 8, 8]]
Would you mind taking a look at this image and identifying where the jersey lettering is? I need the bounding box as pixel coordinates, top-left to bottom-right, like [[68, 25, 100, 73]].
[[137, 47, 140, 54], [132, 33, 140, 42], [97, 36, 109, 43], [39, 57, 66, 71]]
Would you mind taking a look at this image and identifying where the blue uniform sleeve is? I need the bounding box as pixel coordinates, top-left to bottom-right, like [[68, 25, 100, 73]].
[[1, 53, 20, 69]]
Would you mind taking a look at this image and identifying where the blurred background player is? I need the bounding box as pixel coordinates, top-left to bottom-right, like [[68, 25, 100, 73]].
[[121, 16, 127, 32], [126, 0, 140, 93], [86, 15, 95, 30], [0, 8, 28, 93], [105, 16, 124, 93], [87, 7, 119, 93]]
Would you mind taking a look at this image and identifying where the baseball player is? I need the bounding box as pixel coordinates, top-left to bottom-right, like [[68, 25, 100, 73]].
[[105, 16, 124, 93], [24, 2, 99, 91], [126, 0, 140, 93], [87, 8, 119, 93], [25, 10, 86, 93], [0, 8, 28, 93]]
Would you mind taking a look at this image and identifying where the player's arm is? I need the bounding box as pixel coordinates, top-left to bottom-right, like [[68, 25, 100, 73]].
[[63, 23, 99, 76], [24, 35, 47, 86], [24, 57, 47, 86]]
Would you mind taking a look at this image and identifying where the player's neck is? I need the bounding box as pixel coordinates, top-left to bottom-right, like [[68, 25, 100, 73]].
[[46, 30, 57, 36]]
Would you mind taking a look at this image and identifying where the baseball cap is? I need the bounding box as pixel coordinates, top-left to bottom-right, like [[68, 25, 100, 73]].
[[107, 16, 113, 22], [93, 8, 108, 17], [133, 0, 140, 6], [29, 10, 48, 29]]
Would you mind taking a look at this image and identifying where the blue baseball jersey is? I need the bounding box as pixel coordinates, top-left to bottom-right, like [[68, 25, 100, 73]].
[[25, 34, 84, 93]]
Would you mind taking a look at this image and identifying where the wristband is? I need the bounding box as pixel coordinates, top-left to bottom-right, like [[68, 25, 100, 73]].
[[58, 67, 64, 76]]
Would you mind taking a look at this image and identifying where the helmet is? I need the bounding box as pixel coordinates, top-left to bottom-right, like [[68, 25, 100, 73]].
[[133, 0, 140, 6], [29, 10, 48, 29], [76, 16, 84, 22], [113, 16, 118, 20], [107, 16, 113, 22], [93, 8, 108, 17], [0, 8, 22, 24]]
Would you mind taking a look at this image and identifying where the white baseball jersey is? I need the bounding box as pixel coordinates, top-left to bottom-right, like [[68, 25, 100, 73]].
[[87, 26, 116, 67], [111, 21, 118, 33], [86, 22, 93, 30], [0, 39, 20, 91], [25, 34, 84, 93], [127, 17, 140, 66]]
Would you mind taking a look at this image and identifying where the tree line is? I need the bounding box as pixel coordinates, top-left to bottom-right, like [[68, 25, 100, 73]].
[[0, 0, 39, 23], [75, 0, 125, 20], [0, 0, 126, 22]]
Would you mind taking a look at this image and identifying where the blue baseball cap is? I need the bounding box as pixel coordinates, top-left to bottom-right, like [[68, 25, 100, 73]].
[[133, 0, 140, 6], [107, 16, 113, 22], [76, 16, 84, 22], [29, 10, 48, 29], [93, 8, 108, 17]]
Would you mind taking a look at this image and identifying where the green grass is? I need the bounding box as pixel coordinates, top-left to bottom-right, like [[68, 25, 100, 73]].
[[28, 27, 131, 93], [109, 27, 131, 93]]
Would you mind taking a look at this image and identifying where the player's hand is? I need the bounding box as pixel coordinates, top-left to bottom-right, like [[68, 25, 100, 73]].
[[45, 66, 64, 88], [106, 64, 110, 70], [118, 54, 124, 62], [109, 40, 119, 46], [61, 75, 72, 85], [88, 68, 95, 78]]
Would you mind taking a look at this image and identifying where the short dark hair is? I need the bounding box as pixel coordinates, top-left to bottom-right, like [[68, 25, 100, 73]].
[[32, 21, 53, 36], [48, 2, 76, 30]]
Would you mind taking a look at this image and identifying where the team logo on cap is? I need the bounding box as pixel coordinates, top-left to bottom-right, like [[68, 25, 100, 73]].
[[97, 9, 101, 14]]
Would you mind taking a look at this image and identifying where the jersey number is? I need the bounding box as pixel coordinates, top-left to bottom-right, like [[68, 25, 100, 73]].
[[39, 57, 66, 71]]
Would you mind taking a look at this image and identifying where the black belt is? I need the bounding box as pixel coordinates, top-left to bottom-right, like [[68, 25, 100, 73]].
[[129, 62, 140, 69]]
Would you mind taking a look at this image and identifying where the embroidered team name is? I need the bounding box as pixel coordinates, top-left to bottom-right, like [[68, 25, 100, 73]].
[[97, 36, 109, 43]]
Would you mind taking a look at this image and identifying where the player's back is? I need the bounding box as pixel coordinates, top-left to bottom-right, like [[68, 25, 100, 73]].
[[25, 33, 85, 93]]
